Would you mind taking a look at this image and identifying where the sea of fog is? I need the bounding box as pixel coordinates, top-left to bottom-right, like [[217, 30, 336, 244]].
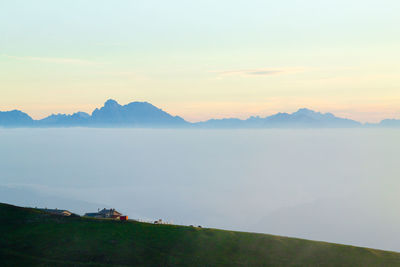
[[0, 128, 399, 251]]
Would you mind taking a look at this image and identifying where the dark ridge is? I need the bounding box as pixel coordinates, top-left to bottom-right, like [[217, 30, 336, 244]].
[[1, 202, 400, 266]]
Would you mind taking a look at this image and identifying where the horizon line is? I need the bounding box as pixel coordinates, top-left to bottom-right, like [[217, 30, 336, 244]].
[[1, 99, 399, 124]]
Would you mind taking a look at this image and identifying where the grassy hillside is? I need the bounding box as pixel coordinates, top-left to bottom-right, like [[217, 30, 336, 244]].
[[1, 203, 400, 266]]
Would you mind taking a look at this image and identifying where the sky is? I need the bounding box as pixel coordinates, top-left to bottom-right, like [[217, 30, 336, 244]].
[[0, 0, 399, 122]]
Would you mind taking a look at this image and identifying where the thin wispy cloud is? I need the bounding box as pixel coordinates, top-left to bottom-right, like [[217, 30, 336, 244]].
[[96, 71, 138, 76], [92, 71, 150, 82], [212, 68, 304, 78], [95, 42, 124, 47], [2, 54, 97, 65]]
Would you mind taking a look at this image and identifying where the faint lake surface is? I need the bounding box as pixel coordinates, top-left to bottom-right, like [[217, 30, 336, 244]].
[[0, 128, 399, 251]]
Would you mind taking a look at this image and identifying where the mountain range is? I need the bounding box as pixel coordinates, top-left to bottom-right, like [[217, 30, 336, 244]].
[[0, 99, 398, 128]]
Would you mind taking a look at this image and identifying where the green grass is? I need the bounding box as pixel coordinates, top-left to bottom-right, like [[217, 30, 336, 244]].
[[1, 203, 400, 266]]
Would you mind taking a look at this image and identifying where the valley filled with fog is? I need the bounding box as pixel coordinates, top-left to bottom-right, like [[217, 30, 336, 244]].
[[0, 128, 399, 251]]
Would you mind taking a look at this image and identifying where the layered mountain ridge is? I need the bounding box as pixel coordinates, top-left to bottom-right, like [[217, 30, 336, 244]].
[[0, 99, 399, 128], [196, 108, 362, 128]]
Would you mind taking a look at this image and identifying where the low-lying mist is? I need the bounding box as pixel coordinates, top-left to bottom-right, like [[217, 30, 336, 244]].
[[0, 128, 399, 251]]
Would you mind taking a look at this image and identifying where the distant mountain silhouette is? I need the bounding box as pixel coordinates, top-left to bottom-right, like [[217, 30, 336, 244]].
[[0, 100, 398, 128], [38, 112, 90, 126], [377, 119, 400, 127], [90, 99, 187, 126], [17, 99, 187, 127], [195, 108, 361, 128], [0, 110, 33, 127]]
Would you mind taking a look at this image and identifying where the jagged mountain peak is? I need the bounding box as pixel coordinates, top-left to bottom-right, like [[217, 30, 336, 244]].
[[89, 99, 187, 126], [294, 108, 316, 114], [103, 99, 121, 109]]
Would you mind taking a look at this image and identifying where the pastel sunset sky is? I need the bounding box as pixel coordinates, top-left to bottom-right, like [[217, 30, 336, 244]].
[[1, 0, 399, 122]]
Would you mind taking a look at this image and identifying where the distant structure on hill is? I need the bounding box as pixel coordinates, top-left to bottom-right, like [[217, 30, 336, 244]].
[[84, 208, 122, 219], [38, 208, 74, 217]]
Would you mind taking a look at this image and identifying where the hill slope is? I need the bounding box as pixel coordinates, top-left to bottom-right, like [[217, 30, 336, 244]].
[[1, 203, 400, 266]]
